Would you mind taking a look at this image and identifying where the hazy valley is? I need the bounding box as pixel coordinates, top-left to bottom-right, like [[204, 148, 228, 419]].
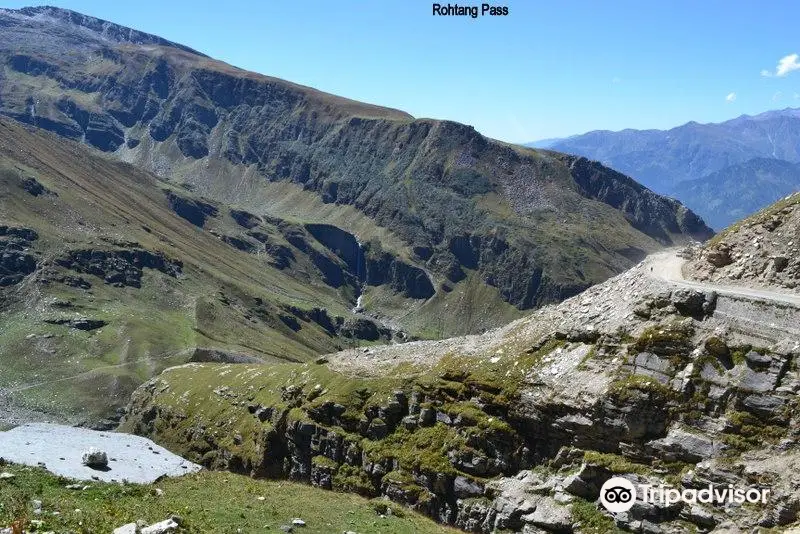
[[533, 109, 800, 230]]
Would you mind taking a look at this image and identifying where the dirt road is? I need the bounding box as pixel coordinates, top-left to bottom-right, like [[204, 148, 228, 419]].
[[646, 250, 800, 308]]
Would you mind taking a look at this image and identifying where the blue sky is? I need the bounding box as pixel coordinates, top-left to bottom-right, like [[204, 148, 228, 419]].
[[4, 0, 800, 141]]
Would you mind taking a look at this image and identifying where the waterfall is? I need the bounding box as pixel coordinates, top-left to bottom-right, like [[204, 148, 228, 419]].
[[352, 238, 366, 314]]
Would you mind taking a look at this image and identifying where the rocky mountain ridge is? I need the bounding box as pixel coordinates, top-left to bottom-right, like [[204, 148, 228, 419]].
[[2, 5, 206, 55], [0, 5, 711, 318], [0, 117, 433, 426]]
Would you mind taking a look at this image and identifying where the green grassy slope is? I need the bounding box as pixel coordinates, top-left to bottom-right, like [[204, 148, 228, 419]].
[[0, 463, 455, 533], [0, 118, 415, 425]]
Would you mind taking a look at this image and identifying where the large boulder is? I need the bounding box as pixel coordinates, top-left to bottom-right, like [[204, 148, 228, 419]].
[[523, 497, 573, 533], [705, 246, 732, 268], [81, 447, 109, 468], [646, 427, 719, 463], [562, 463, 612, 500]]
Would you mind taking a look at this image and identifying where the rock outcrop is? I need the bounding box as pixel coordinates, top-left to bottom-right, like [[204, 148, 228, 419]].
[[52, 248, 182, 288], [0, 225, 38, 286], [685, 192, 800, 290], [164, 191, 218, 229], [81, 447, 109, 468]]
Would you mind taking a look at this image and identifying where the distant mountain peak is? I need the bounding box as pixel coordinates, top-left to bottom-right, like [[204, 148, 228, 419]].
[[546, 108, 800, 229], [738, 107, 800, 122]]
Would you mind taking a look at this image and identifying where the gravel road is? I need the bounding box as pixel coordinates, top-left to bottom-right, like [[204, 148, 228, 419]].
[[647, 250, 800, 307]]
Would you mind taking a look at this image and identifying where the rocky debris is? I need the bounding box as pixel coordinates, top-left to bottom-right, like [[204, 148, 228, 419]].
[[114, 516, 180, 534], [560, 463, 611, 500], [52, 248, 182, 288], [632, 288, 716, 322], [113, 523, 139, 534], [705, 246, 733, 268], [525, 497, 573, 532], [646, 427, 720, 463], [685, 192, 800, 290], [140, 516, 181, 534], [81, 447, 109, 468]]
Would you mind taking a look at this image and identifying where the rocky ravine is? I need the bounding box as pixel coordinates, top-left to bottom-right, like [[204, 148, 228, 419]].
[[684, 192, 800, 291], [123, 252, 800, 533]]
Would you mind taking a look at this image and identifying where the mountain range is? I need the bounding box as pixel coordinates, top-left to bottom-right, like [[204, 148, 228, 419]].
[[531, 109, 800, 229], [0, 6, 712, 424]]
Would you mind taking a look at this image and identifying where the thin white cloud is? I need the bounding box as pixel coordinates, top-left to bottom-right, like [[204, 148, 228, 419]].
[[773, 91, 783, 102], [725, 92, 737, 103], [795, 92, 800, 100], [776, 53, 800, 77], [611, 76, 622, 84], [760, 69, 773, 78]]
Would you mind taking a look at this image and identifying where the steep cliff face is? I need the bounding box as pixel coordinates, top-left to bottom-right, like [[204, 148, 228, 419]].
[[0, 6, 712, 314], [562, 155, 709, 243], [304, 223, 435, 299], [123, 259, 800, 533]]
